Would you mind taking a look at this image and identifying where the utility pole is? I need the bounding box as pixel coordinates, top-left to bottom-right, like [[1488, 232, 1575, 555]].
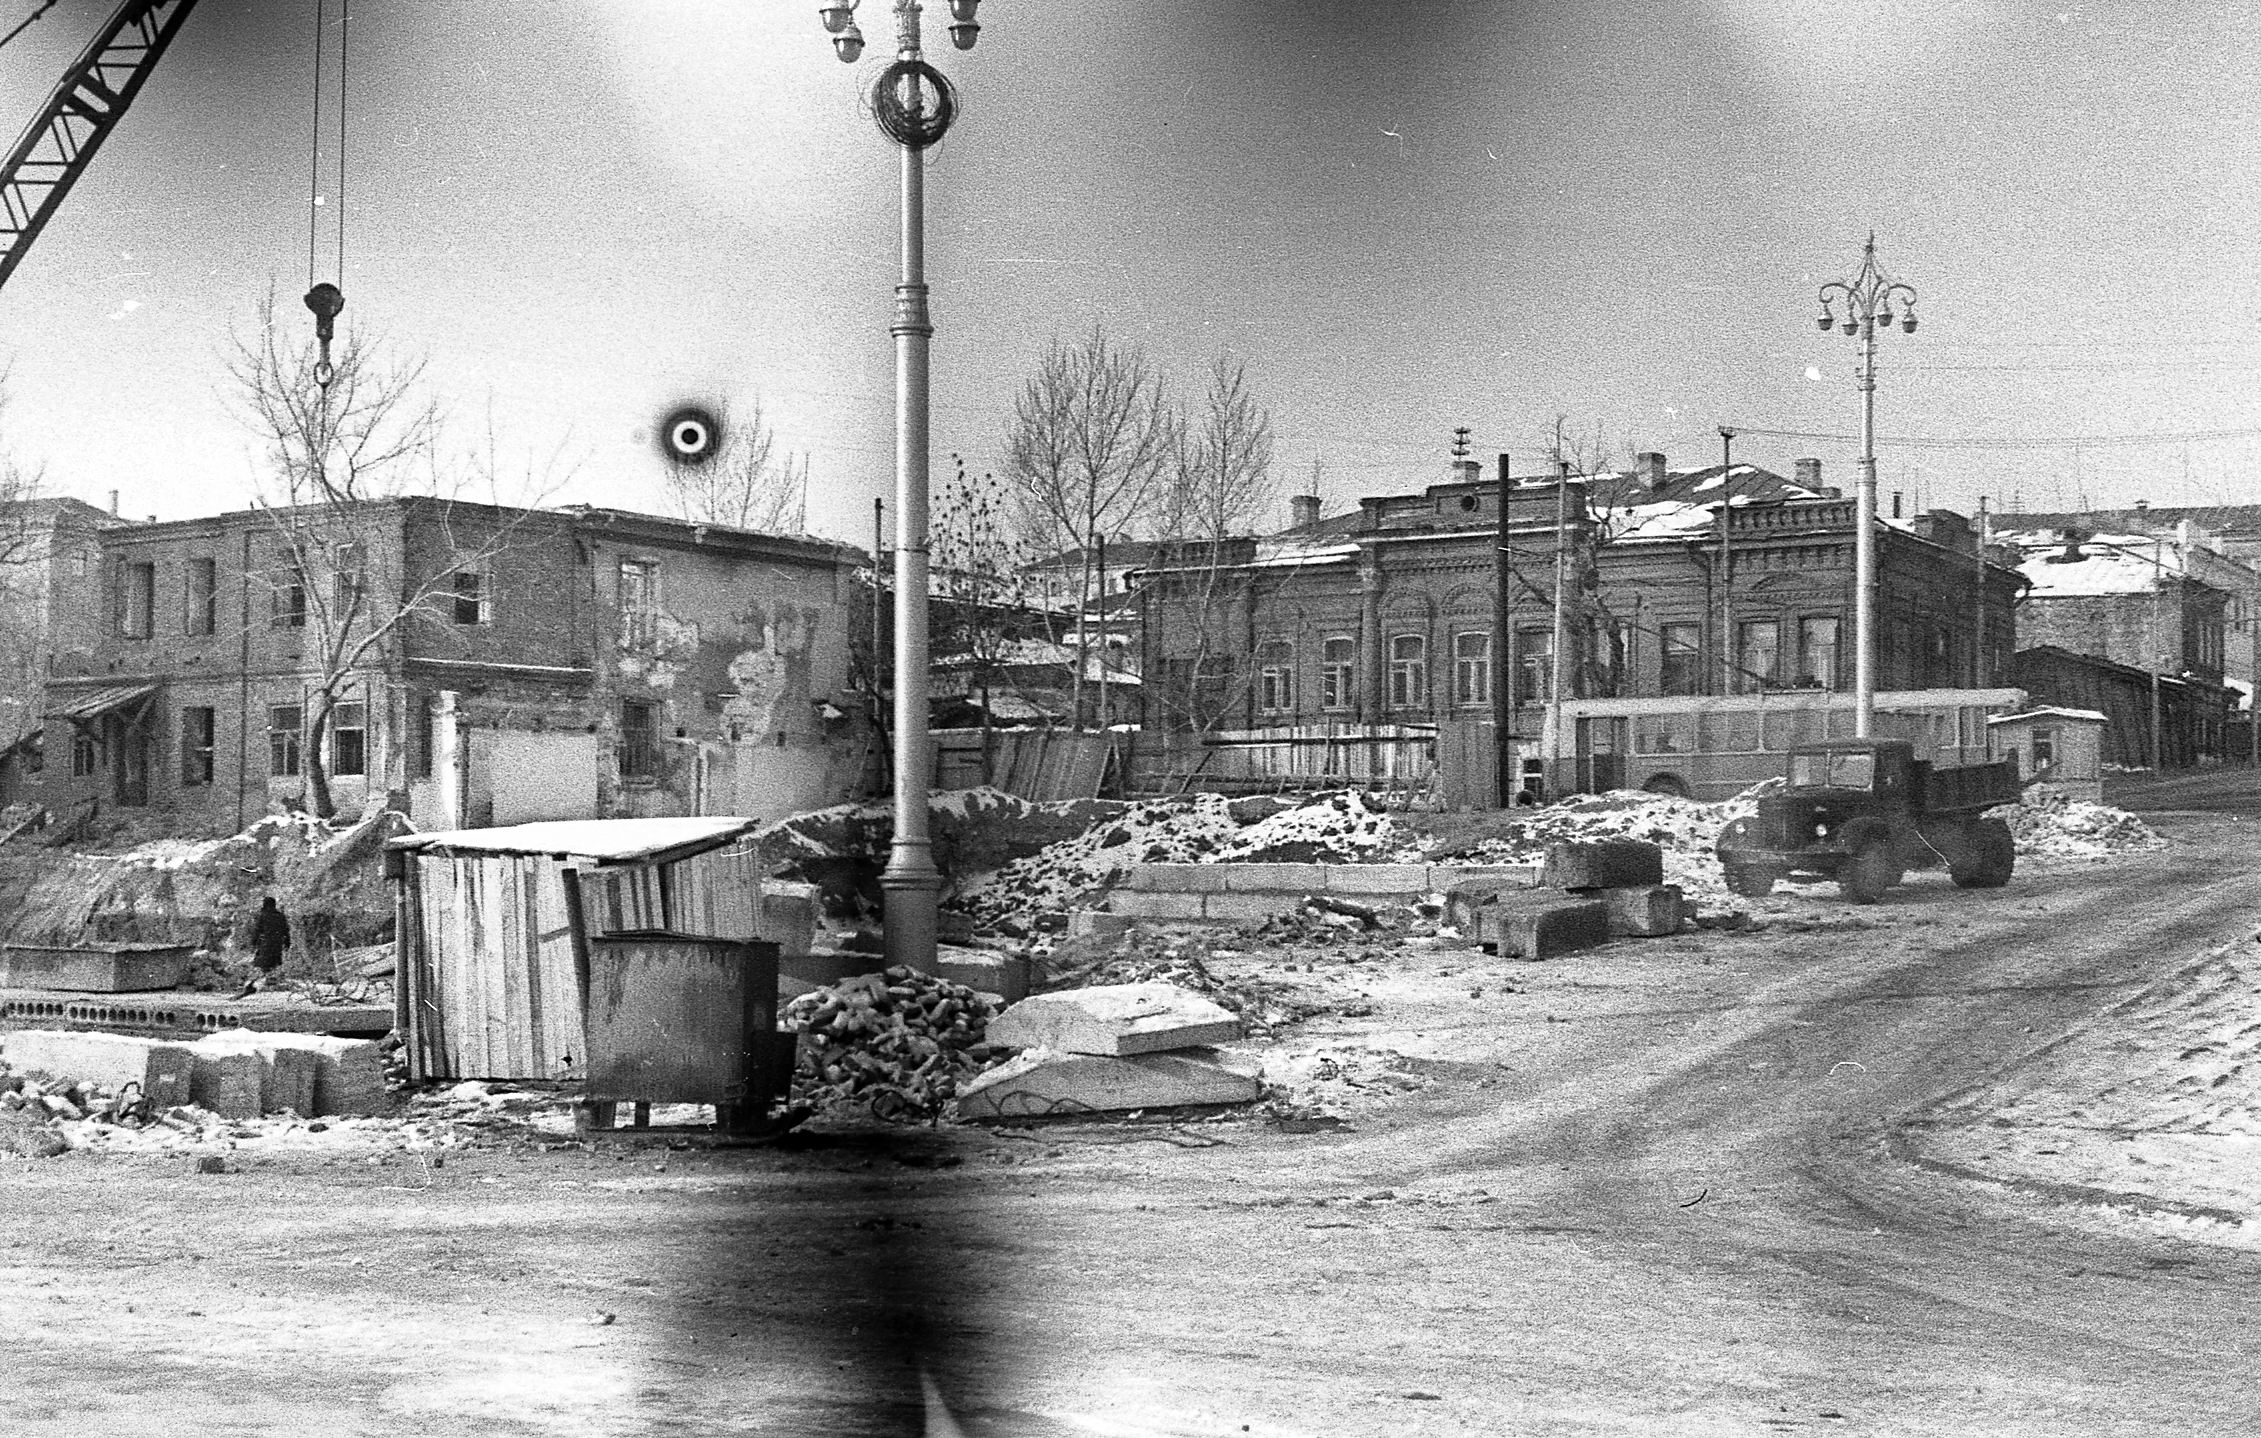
[[1546, 458, 1570, 798], [1974, 495, 1989, 687], [1717, 426, 1736, 695], [1095, 532, 1109, 728], [1493, 452, 1515, 806]]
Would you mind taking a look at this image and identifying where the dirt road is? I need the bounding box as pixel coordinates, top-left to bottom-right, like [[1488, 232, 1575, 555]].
[[4, 818, 2258, 1436]]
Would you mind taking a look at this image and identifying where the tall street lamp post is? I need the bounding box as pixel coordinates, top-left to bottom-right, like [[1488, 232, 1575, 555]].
[[1816, 235, 1918, 738], [820, 0, 981, 971]]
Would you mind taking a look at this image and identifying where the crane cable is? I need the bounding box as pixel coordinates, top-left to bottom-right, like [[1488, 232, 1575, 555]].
[[302, 0, 349, 389]]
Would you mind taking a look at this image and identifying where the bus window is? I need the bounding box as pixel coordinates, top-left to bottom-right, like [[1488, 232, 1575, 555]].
[[1722, 709, 1760, 753], [1698, 711, 1727, 753], [1762, 709, 1807, 752], [1826, 707, 1857, 739]]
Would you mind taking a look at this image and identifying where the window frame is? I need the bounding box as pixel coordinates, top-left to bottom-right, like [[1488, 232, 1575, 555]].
[[619, 699, 659, 781], [118, 560, 156, 639], [1735, 618, 1781, 694], [1658, 621, 1701, 697], [180, 706, 216, 787], [1255, 638, 1294, 716], [268, 705, 304, 778], [1452, 629, 1491, 708], [1386, 632, 1428, 709], [183, 557, 218, 637], [328, 700, 368, 778], [619, 559, 660, 649], [1796, 615, 1841, 691], [1318, 635, 1355, 713], [450, 570, 488, 627]]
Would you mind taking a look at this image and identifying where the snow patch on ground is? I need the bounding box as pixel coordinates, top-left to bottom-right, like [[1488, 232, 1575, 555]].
[[1989, 792, 2167, 861]]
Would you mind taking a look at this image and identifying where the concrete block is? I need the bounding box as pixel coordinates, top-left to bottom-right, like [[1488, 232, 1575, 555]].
[[1541, 839, 1665, 892], [1067, 911, 1134, 940], [956, 1046, 1265, 1119], [987, 981, 1242, 1057], [1201, 891, 1301, 923], [933, 950, 1031, 1007], [1432, 864, 1541, 890], [1478, 896, 1612, 961], [237, 1033, 387, 1116], [1130, 864, 1230, 893], [1105, 890, 1209, 921], [1323, 864, 1433, 896], [193, 1033, 318, 1116], [1221, 863, 1327, 893], [0, 1029, 195, 1109], [188, 1048, 264, 1120], [1603, 885, 1685, 938], [1443, 876, 1546, 938]]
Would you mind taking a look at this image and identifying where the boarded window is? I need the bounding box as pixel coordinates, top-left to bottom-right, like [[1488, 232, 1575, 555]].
[[620, 560, 660, 648], [620, 700, 659, 780], [118, 561, 155, 638]]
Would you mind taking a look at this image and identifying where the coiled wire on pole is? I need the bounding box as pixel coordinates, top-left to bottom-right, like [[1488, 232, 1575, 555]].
[[870, 59, 955, 150]]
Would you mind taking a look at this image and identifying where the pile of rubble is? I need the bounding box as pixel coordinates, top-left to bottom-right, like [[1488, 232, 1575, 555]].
[[955, 795, 1245, 923], [1988, 791, 2167, 860], [783, 966, 1006, 1121]]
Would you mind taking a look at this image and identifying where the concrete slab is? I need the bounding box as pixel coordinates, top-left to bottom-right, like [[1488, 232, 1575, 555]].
[[1433, 864, 1542, 889], [1479, 896, 1612, 960], [1542, 839, 1665, 892], [931, 950, 1031, 1007], [1603, 885, 1686, 938], [188, 1047, 264, 1120], [1201, 892, 1300, 923], [0, 1029, 195, 1108], [1066, 911, 1134, 940], [987, 981, 1242, 1057], [1122, 864, 1231, 893], [955, 1046, 1264, 1120]]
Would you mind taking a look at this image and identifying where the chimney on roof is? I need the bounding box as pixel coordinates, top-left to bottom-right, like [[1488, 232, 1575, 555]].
[[1450, 457, 1483, 486], [1891, 491, 1903, 520], [1794, 458, 1822, 492], [108, 489, 119, 516], [1290, 494, 1321, 530], [1636, 451, 1666, 490], [2134, 498, 2150, 513]]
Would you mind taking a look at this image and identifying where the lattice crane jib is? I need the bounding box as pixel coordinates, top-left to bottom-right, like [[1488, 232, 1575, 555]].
[[0, 0, 201, 294]]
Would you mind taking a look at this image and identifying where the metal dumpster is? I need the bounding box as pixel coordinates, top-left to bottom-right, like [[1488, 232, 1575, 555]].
[[580, 932, 784, 1133]]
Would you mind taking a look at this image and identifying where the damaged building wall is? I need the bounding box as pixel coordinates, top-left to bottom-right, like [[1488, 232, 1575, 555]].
[[575, 510, 870, 825]]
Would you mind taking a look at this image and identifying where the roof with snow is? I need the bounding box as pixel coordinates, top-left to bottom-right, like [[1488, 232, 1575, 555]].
[[1988, 707, 2109, 726], [1998, 530, 2183, 598]]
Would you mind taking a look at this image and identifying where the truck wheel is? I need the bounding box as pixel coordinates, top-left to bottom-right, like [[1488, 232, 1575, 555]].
[[1839, 843, 1898, 904], [1723, 862, 1775, 898], [1953, 816, 2016, 888]]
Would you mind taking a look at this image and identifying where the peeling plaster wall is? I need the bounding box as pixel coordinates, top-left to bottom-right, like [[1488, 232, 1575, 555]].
[[586, 525, 870, 825]]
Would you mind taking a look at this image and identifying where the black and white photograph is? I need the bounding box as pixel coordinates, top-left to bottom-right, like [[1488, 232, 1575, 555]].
[[2, 2, 2259, 1433]]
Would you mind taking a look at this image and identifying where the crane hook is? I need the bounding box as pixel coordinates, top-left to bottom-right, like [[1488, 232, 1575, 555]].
[[303, 282, 344, 388]]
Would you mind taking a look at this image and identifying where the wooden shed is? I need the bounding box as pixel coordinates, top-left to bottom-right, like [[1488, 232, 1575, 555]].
[[1988, 707, 2108, 803], [386, 817, 766, 1083]]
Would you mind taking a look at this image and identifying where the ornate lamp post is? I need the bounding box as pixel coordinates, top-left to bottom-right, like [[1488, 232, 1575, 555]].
[[820, 0, 981, 971], [1816, 234, 1917, 738]]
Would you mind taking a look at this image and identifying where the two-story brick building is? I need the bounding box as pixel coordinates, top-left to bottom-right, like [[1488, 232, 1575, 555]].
[[6, 499, 873, 834], [0, 496, 127, 795]]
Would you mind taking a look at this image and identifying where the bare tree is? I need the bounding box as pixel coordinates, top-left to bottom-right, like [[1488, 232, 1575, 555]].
[[227, 289, 560, 819], [660, 396, 809, 534], [1001, 327, 1179, 723], [1156, 357, 1278, 542], [932, 454, 1041, 746], [0, 370, 46, 756]]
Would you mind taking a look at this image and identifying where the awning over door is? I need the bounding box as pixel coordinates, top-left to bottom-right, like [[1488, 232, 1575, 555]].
[[46, 683, 159, 723]]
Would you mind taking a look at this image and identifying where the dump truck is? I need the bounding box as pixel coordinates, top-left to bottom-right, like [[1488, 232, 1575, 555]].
[[1714, 737, 2019, 904]]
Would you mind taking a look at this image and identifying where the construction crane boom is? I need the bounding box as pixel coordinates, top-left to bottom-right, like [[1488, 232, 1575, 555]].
[[0, 0, 199, 294]]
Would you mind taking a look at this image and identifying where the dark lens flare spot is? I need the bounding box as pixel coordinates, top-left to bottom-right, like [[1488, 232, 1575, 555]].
[[658, 404, 723, 466]]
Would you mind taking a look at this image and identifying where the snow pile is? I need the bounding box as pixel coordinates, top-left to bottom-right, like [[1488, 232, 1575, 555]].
[[957, 794, 1243, 920], [1450, 791, 1749, 864], [1212, 791, 1394, 863], [1989, 793, 2166, 860]]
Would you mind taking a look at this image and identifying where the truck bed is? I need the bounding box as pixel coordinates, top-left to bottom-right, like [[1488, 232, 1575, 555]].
[[1915, 757, 2020, 814]]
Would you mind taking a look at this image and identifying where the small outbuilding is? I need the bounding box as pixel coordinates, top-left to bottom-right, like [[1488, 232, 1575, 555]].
[[1988, 707, 2108, 802], [386, 817, 768, 1083]]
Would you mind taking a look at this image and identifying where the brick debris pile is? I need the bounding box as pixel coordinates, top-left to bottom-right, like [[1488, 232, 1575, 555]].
[[783, 966, 1006, 1121]]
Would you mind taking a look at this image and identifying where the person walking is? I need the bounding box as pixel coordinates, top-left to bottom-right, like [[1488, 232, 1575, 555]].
[[237, 896, 290, 999]]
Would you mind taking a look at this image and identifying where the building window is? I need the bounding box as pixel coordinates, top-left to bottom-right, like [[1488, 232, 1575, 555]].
[[70, 730, 98, 778], [1453, 630, 1490, 707], [1735, 620, 1780, 694], [184, 558, 217, 637], [620, 560, 659, 648], [118, 561, 155, 639], [451, 571, 487, 626], [333, 543, 366, 618], [1659, 622, 1701, 697], [1927, 626, 1953, 687], [1797, 617, 1840, 690], [1515, 626, 1553, 704], [1255, 640, 1294, 715], [329, 701, 367, 777], [1387, 634, 1427, 708], [181, 707, 216, 787], [620, 700, 659, 780], [268, 705, 303, 777], [271, 572, 307, 629], [1319, 636, 1355, 712]]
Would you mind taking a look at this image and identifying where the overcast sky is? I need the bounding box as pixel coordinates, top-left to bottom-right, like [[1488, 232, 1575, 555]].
[[5, 1, 2261, 544]]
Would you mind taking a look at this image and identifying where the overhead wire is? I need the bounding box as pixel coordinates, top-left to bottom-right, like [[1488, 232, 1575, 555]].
[[0, 0, 55, 55]]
